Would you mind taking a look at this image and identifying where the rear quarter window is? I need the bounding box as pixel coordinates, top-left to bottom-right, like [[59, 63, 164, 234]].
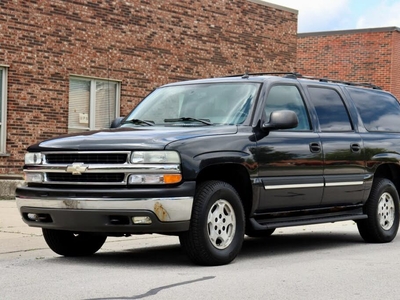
[[347, 87, 400, 132]]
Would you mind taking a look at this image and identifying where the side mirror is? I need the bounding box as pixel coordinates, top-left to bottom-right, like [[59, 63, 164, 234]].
[[262, 110, 298, 131], [110, 117, 124, 128]]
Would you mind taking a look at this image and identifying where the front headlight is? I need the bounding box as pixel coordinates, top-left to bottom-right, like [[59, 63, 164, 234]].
[[129, 151, 182, 185], [25, 153, 43, 165], [131, 151, 180, 164]]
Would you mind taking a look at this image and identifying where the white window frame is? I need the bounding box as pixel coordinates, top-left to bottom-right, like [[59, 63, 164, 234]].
[[68, 75, 121, 132], [0, 66, 8, 154]]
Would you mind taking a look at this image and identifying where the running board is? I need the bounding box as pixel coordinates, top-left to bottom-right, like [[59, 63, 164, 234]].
[[249, 213, 368, 230]]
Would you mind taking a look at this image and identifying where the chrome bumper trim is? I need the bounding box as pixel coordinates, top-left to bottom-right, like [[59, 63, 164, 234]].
[[16, 196, 193, 222]]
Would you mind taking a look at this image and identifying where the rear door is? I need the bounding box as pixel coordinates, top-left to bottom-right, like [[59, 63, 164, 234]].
[[307, 85, 365, 206]]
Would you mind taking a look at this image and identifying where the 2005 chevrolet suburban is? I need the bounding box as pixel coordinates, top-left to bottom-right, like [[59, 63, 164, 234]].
[[16, 73, 400, 265]]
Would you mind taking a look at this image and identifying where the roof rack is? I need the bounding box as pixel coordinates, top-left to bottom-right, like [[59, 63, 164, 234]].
[[223, 72, 382, 90], [223, 72, 301, 79], [298, 75, 382, 90]]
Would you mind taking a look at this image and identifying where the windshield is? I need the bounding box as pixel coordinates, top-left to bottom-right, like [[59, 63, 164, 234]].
[[124, 82, 260, 126]]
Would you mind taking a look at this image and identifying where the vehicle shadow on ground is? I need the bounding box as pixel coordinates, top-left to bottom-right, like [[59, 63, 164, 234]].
[[47, 243, 190, 267], [241, 231, 364, 258], [46, 230, 364, 267]]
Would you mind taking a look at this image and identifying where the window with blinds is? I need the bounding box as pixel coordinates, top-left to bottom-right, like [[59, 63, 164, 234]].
[[69, 79, 90, 132], [68, 77, 120, 133], [95, 81, 117, 129]]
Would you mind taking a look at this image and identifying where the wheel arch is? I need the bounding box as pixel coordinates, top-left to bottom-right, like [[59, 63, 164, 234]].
[[196, 163, 253, 219], [372, 163, 400, 198]]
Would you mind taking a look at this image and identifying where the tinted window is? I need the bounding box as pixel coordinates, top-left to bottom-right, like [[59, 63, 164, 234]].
[[265, 85, 310, 130], [348, 87, 400, 132], [308, 87, 352, 132]]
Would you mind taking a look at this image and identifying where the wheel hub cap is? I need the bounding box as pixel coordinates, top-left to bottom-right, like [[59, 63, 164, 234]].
[[378, 192, 395, 230], [207, 199, 236, 249]]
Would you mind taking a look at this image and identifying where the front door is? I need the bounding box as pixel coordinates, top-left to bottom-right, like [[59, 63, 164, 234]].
[[256, 84, 324, 211]]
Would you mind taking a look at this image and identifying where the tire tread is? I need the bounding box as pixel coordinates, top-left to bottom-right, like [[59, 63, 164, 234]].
[[357, 178, 399, 243], [180, 180, 245, 266]]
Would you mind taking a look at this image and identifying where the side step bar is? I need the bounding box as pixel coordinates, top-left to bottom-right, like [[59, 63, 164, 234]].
[[249, 213, 368, 230]]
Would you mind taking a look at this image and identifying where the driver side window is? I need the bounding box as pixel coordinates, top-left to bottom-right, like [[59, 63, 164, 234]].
[[265, 85, 311, 130]]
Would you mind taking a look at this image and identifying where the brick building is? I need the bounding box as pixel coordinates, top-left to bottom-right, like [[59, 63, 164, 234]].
[[0, 0, 298, 196], [297, 27, 400, 99]]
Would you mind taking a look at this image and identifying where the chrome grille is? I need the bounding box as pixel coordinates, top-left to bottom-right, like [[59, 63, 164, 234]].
[[45, 153, 128, 164], [47, 173, 125, 183], [24, 151, 180, 186]]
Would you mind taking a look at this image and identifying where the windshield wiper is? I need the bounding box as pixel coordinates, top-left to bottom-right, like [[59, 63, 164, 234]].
[[123, 119, 154, 126], [164, 117, 212, 125]]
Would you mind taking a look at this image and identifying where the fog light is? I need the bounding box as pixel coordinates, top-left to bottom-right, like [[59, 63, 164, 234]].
[[24, 173, 43, 183], [27, 213, 39, 221], [132, 216, 152, 224]]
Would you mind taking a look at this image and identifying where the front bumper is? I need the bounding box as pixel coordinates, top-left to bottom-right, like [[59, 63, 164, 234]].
[[16, 182, 195, 234]]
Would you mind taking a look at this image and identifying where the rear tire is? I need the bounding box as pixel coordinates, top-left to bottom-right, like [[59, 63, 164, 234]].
[[43, 229, 107, 256], [179, 180, 245, 266], [357, 178, 400, 243]]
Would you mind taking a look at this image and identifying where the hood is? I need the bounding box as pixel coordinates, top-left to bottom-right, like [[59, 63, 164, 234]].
[[28, 125, 238, 151]]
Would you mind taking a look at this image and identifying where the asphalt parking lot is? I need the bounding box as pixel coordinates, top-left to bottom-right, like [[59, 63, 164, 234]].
[[3, 199, 400, 300]]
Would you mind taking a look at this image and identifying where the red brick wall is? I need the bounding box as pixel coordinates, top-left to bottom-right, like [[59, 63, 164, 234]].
[[297, 29, 398, 98], [392, 31, 400, 99], [0, 0, 297, 175]]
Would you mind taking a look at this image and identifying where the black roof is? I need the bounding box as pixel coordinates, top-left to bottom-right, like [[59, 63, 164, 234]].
[[162, 72, 382, 90]]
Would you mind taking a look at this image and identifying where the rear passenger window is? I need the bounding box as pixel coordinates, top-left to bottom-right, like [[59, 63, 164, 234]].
[[308, 87, 352, 132], [265, 85, 310, 130], [347, 87, 400, 132]]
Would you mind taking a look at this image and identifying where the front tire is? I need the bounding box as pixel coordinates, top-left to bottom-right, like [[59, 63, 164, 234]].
[[357, 178, 400, 243], [179, 180, 245, 266], [43, 229, 107, 256]]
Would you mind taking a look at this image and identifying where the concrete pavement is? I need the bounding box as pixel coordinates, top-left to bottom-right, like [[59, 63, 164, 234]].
[[0, 200, 181, 259], [4, 199, 399, 300], [1, 199, 361, 261], [0, 200, 46, 255]]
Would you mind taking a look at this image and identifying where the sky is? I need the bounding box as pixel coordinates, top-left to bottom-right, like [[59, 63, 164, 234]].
[[263, 0, 400, 33]]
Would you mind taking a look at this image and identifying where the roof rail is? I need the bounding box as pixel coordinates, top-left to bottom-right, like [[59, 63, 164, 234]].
[[221, 72, 382, 90], [297, 75, 382, 90], [223, 72, 302, 79]]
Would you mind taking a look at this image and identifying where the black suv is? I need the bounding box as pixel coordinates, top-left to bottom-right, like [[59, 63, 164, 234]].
[[16, 73, 400, 265]]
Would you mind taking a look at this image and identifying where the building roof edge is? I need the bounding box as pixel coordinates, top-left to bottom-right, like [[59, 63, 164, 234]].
[[298, 26, 400, 37], [247, 0, 298, 14]]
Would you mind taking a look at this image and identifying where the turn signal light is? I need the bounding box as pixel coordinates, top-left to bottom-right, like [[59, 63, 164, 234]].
[[163, 174, 182, 184]]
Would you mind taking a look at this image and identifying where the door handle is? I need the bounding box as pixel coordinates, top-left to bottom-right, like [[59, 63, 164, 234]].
[[351, 143, 361, 153], [309, 142, 321, 153]]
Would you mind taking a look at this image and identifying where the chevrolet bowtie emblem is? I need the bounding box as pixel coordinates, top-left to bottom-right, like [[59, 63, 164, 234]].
[[66, 163, 87, 175]]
